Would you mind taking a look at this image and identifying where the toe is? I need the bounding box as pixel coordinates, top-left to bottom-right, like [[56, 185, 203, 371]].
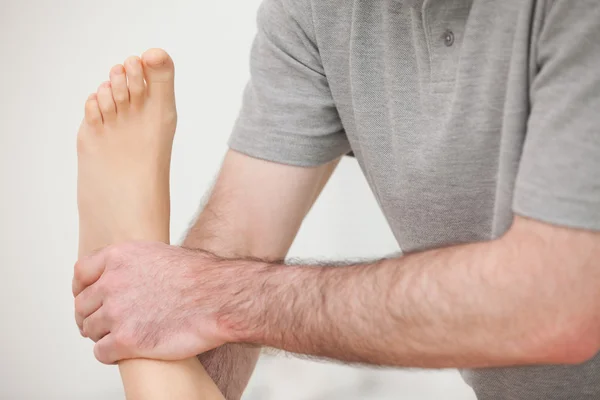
[[141, 48, 175, 99], [84, 94, 102, 125], [124, 56, 145, 105], [97, 82, 116, 122], [109, 65, 129, 112]]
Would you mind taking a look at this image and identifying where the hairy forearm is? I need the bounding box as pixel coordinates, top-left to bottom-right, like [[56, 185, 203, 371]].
[[193, 343, 260, 400], [220, 221, 600, 368], [181, 152, 338, 399], [183, 210, 266, 400]]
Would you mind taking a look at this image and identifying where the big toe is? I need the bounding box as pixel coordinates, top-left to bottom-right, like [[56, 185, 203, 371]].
[[141, 48, 175, 98]]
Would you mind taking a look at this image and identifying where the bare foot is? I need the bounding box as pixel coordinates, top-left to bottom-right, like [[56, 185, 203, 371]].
[[77, 48, 177, 255], [76, 49, 224, 399]]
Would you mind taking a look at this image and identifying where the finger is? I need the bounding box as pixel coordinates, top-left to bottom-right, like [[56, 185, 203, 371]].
[[74, 285, 103, 333], [72, 249, 107, 297], [94, 334, 134, 365], [82, 308, 111, 343]]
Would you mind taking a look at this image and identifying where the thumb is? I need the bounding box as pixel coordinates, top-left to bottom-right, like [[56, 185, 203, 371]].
[[94, 334, 136, 365]]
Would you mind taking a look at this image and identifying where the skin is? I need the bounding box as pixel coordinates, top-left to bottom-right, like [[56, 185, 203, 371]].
[[74, 146, 600, 373], [181, 151, 339, 399], [77, 146, 339, 399], [76, 48, 224, 400]]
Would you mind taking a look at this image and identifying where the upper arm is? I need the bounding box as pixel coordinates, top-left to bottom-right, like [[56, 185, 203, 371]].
[[184, 150, 340, 260], [512, 0, 600, 230], [506, 216, 600, 273], [508, 1, 600, 350], [228, 0, 351, 167], [191, 0, 349, 259]]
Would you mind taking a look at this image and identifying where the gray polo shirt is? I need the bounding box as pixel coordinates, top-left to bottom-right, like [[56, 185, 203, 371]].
[[228, 0, 600, 398]]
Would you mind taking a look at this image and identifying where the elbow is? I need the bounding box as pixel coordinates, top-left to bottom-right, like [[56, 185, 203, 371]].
[[526, 315, 600, 366], [500, 216, 600, 365]]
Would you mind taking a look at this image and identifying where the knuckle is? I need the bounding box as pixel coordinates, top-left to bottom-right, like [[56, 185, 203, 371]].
[[73, 260, 84, 281], [82, 318, 92, 336], [106, 244, 123, 261], [103, 248, 123, 269], [97, 276, 119, 302], [73, 296, 84, 314], [75, 311, 84, 331], [94, 277, 107, 293], [97, 275, 113, 294], [103, 302, 119, 322], [91, 333, 103, 343], [108, 243, 138, 267]]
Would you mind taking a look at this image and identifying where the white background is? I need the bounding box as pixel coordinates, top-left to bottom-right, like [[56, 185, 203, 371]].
[[0, 1, 476, 399]]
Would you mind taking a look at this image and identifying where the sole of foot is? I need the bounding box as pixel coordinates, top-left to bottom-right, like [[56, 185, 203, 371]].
[[77, 48, 178, 254]]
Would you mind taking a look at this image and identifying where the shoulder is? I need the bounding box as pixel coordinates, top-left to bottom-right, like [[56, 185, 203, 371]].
[[256, 0, 314, 28], [257, 0, 354, 40]]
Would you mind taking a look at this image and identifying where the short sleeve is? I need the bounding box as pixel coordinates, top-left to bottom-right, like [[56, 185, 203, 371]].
[[228, 0, 350, 167], [513, 0, 600, 231]]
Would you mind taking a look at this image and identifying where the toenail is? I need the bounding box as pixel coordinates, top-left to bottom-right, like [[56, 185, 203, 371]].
[[112, 65, 124, 75], [146, 57, 166, 68], [127, 58, 141, 67], [102, 82, 111, 88]]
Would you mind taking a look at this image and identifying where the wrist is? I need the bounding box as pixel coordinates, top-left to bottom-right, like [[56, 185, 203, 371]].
[[216, 260, 329, 352], [211, 257, 278, 345]]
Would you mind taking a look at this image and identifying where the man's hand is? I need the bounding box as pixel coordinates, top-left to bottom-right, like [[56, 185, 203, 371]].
[[72, 242, 252, 365], [73, 215, 600, 370], [71, 149, 340, 399]]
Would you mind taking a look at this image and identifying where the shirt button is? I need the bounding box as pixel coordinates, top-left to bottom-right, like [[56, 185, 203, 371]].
[[443, 29, 455, 47]]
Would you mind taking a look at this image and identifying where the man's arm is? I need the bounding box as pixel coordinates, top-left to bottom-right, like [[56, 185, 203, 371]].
[[74, 201, 600, 370], [219, 215, 600, 368], [183, 149, 340, 399]]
